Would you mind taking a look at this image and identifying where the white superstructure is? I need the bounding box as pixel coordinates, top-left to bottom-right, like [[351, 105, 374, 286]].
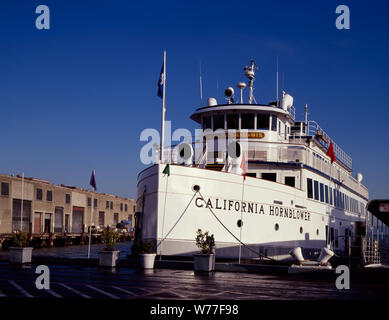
[[136, 60, 368, 261]]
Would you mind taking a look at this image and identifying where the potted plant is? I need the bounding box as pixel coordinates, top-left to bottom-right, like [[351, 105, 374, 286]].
[[9, 230, 33, 264], [139, 241, 156, 269], [99, 227, 120, 267], [193, 229, 215, 271]]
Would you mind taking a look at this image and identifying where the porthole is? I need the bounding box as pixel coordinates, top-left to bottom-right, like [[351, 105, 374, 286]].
[[192, 185, 200, 192], [300, 227, 303, 234], [237, 219, 243, 228], [275, 224, 279, 231], [316, 229, 319, 236]]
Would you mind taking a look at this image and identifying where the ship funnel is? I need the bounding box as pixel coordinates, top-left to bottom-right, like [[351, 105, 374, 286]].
[[176, 143, 194, 166], [281, 91, 293, 111]]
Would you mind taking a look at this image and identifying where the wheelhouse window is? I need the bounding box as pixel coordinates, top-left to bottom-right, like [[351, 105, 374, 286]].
[[241, 113, 255, 129], [202, 116, 211, 130], [271, 115, 277, 131], [325, 185, 329, 204], [213, 114, 225, 130], [329, 187, 333, 205], [257, 114, 269, 130], [262, 173, 276, 182], [307, 178, 313, 199], [227, 114, 239, 129]]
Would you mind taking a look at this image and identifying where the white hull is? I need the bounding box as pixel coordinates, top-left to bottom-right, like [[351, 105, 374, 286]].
[[137, 164, 366, 260]]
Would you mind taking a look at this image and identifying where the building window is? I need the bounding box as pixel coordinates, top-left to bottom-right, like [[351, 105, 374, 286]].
[[47, 190, 52, 202], [257, 114, 270, 130], [133, 205, 136, 212], [125, 204, 128, 212], [319, 183, 324, 202], [120, 203, 123, 211], [65, 194, 70, 204], [114, 213, 119, 225], [98, 211, 104, 228], [1, 182, 9, 196], [88, 197, 91, 207], [106, 201, 109, 209], [110, 201, 113, 210], [271, 115, 277, 131], [285, 176, 295, 187], [94, 199, 97, 208], [202, 116, 211, 130], [213, 114, 225, 130], [314, 181, 319, 200], [241, 113, 255, 129], [227, 114, 239, 130], [262, 173, 276, 182], [307, 178, 313, 199], [36, 188, 43, 200]]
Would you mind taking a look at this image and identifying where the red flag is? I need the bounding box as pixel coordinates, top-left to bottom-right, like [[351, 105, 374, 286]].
[[90, 170, 97, 190], [326, 141, 336, 164], [240, 153, 247, 180]]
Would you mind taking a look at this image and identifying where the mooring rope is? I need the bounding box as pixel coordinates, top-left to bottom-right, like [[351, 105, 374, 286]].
[[157, 191, 199, 248], [197, 190, 279, 262]]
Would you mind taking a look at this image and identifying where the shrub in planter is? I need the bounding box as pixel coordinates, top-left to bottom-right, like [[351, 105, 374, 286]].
[[194, 229, 215, 271], [9, 230, 33, 264], [99, 227, 120, 267], [139, 241, 156, 269]]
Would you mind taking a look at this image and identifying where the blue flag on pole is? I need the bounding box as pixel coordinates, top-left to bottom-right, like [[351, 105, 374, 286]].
[[157, 63, 164, 99], [90, 170, 96, 190]]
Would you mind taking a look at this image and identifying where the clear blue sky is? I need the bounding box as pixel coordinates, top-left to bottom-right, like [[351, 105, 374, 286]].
[[0, 0, 388, 199]]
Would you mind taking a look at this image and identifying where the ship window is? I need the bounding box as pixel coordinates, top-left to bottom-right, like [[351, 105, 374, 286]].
[[257, 114, 270, 130], [278, 121, 281, 134], [300, 227, 303, 234], [246, 173, 256, 178], [227, 114, 239, 130], [275, 224, 279, 231], [319, 183, 324, 202], [307, 178, 313, 199], [241, 113, 254, 129], [325, 185, 329, 204], [285, 176, 295, 187], [202, 116, 211, 130], [271, 115, 277, 131], [213, 114, 225, 130], [262, 173, 276, 182], [329, 188, 333, 205], [314, 180, 319, 200]]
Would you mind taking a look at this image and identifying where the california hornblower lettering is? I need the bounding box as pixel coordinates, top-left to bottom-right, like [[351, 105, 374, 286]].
[[195, 197, 311, 221]]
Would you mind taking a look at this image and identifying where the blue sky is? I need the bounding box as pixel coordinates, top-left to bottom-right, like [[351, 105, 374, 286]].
[[0, 0, 388, 199]]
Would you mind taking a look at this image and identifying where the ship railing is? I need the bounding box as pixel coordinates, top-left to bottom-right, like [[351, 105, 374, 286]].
[[161, 141, 368, 199]]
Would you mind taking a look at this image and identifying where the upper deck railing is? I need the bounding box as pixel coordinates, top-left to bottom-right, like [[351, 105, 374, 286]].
[[290, 120, 352, 170], [161, 140, 368, 199]]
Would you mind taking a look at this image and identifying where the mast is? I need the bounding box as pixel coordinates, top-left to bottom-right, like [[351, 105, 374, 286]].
[[244, 60, 258, 104]]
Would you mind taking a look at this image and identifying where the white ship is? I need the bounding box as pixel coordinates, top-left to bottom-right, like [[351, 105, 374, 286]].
[[136, 60, 368, 261]]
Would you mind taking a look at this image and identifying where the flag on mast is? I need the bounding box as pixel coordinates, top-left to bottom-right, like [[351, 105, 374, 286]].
[[157, 63, 164, 99], [90, 170, 97, 190], [326, 140, 336, 164], [240, 153, 247, 180]]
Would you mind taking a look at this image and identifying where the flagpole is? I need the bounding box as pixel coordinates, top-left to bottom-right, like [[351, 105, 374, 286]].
[[20, 172, 24, 231], [161, 50, 166, 163], [88, 170, 96, 259]]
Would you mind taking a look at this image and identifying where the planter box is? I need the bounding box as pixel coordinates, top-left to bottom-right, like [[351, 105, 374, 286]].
[[194, 254, 215, 271], [99, 250, 120, 267], [139, 253, 156, 269], [9, 247, 33, 264]]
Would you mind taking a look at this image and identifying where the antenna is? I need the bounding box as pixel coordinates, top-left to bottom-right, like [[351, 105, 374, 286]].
[[199, 61, 203, 106], [237, 82, 247, 104], [305, 104, 308, 126], [276, 56, 279, 106], [244, 60, 259, 104]]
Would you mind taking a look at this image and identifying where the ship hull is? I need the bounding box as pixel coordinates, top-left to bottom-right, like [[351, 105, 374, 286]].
[[137, 164, 363, 261]]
